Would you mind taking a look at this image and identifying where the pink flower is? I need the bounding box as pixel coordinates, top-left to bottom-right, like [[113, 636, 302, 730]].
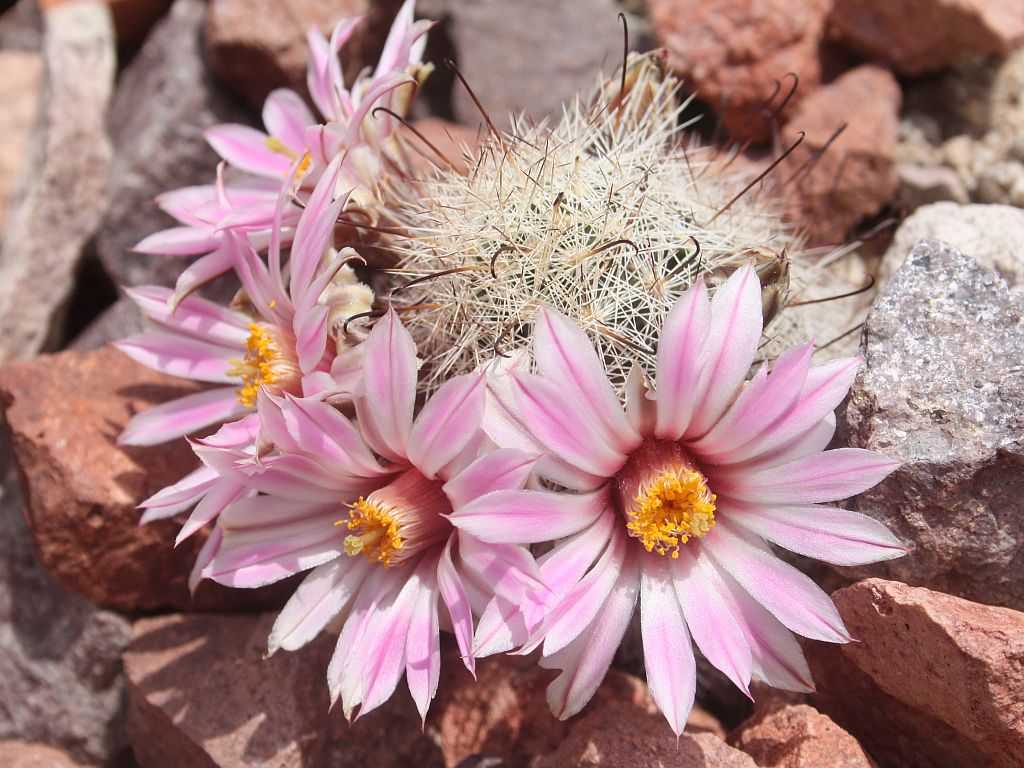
[[197, 310, 548, 721], [450, 264, 907, 735]]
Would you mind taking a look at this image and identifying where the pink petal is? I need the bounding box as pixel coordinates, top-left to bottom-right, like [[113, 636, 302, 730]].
[[269, 556, 371, 653], [175, 481, 248, 545], [262, 88, 316, 150], [288, 155, 346, 304], [734, 413, 836, 473], [114, 332, 237, 384], [686, 264, 763, 438], [715, 448, 900, 505], [672, 548, 753, 696], [692, 342, 813, 460], [624, 363, 656, 437], [405, 557, 442, 721], [655, 278, 711, 440], [119, 387, 245, 447], [533, 306, 639, 455], [139, 465, 217, 522], [639, 555, 697, 737], [724, 500, 909, 566], [133, 225, 218, 256], [703, 524, 851, 643], [437, 538, 475, 676], [125, 285, 250, 347], [329, 567, 396, 708], [205, 124, 291, 178], [172, 247, 236, 307], [457, 534, 548, 609], [541, 544, 639, 720], [509, 371, 628, 478], [189, 525, 222, 594], [204, 519, 341, 588], [451, 488, 608, 544], [537, 509, 616, 599], [354, 309, 417, 462], [407, 373, 486, 479], [443, 448, 535, 510]]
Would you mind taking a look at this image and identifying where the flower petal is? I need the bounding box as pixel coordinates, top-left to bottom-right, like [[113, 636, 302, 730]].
[[175, 481, 248, 545], [119, 387, 245, 447], [405, 557, 442, 722], [262, 88, 316, 150], [125, 285, 250, 347], [443, 448, 535, 509], [703, 524, 851, 643], [640, 555, 697, 737], [407, 373, 486, 479], [114, 332, 237, 383], [655, 278, 711, 440], [451, 488, 608, 544], [205, 124, 291, 177], [133, 225, 219, 256], [437, 537, 475, 675]]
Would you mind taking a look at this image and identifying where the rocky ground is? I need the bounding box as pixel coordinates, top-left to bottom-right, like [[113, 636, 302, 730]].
[[0, 0, 1022, 766]]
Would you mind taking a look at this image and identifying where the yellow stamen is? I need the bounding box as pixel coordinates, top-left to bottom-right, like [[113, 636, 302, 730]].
[[226, 323, 281, 408], [342, 498, 404, 567], [627, 467, 717, 558], [264, 137, 312, 181]]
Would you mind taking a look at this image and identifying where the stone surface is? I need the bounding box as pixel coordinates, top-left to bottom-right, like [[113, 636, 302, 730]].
[[124, 612, 443, 768], [0, 446, 131, 765], [807, 579, 1024, 768], [880, 202, 1024, 291], [839, 239, 1024, 609], [895, 163, 970, 211], [205, 0, 404, 110], [729, 704, 875, 768], [829, 0, 1024, 76], [533, 703, 756, 768], [0, 0, 43, 51], [0, 1, 114, 364], [38, 0, 171, 48], [431, 652, 723, 767], [96, 0, 249, 295], [400, 117, 481, 178], [649, 0, 830, 144], [0, 50, 41, 237], [68, 295, 145, 351], [780, 64, 900, 245], [420, 0, 632, 130], [0, 741, 97, 767], [0, 346, 289, 613]]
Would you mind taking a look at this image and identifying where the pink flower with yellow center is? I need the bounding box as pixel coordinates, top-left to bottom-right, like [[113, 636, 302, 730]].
[[450, 264, 908, 735], [195, 310, 549, 721]]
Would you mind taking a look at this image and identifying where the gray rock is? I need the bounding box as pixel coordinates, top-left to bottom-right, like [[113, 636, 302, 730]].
[[879, 202, 1024, 292], [0, 50, 42, 238], [839, 239, 1024, 610], [895, 163, 969, 211], [96, 0, 250, 292], [0, 443, 131, 764], [420, 0, 638, 129], [69, 296, 144, 351], [0, 1, 115, 364], [0, 0, 43, 52]]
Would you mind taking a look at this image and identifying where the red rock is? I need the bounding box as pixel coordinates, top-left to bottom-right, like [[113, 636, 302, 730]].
[[730, 704, 875, 768], [400, 117, 482, 178], [533, 702, 756, 768], [432, 653, 723, 767], [0, 741, 96, 768], [0, 347, 290, 612], [829, 0, 1024, 76], [649, 0, 831, 144], [780, 64, 900, 245], [124, 612, 442, 768], [205, 0, 404, 110], [807, 579, 1024, 768]]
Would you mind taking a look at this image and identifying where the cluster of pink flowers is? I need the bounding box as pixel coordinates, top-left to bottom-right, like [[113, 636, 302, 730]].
[[116, 1, 907, 735]]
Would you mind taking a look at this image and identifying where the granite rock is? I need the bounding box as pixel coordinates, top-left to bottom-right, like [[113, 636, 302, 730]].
[[808, 579, 1024, 768], [0, 346, 290, 612], [839, 239, 1024, 609], [830, 0, 1024, 76], [730, 704, 875, 768], [780, 64, 900, 245], [96, 0, 249, 296], [0, 1, 114, 364], [0, 50, 41, 237]]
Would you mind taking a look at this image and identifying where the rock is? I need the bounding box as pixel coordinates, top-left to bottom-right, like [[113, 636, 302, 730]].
[[124, 612, 443, 768], [829, 0, 1024, 76], [96, 0, 249, 295], [839, 239, 1024, 609], [0, 446, 132, 765], [38, 0, 171, 48], [0, 0, 43, 51], [68, 296, 145, 351], [0, 346, 290, 613], [649, 0, 830, 144], [729, 704, 875, 768], [205, 0, 405, 111], [533, 703, 756, 768], [807, 579, 1024, 768], [0, 741, 97, 767], [0, 1, 114, 364], [431, 652, 723, 767], [895, 163, 969, 211], [401, 117, 481, 178], [0, 51, 41, 237], [780, 65, 900, 245], [879, 202, 1024, 291], [420, 0, 632, 131]]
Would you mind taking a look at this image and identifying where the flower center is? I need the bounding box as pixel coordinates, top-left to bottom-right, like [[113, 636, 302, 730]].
[[340, 469, 451, 568], [617, 440, 717, 558], [265, 136, 313, 180], [226, 322, 300, 408]]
